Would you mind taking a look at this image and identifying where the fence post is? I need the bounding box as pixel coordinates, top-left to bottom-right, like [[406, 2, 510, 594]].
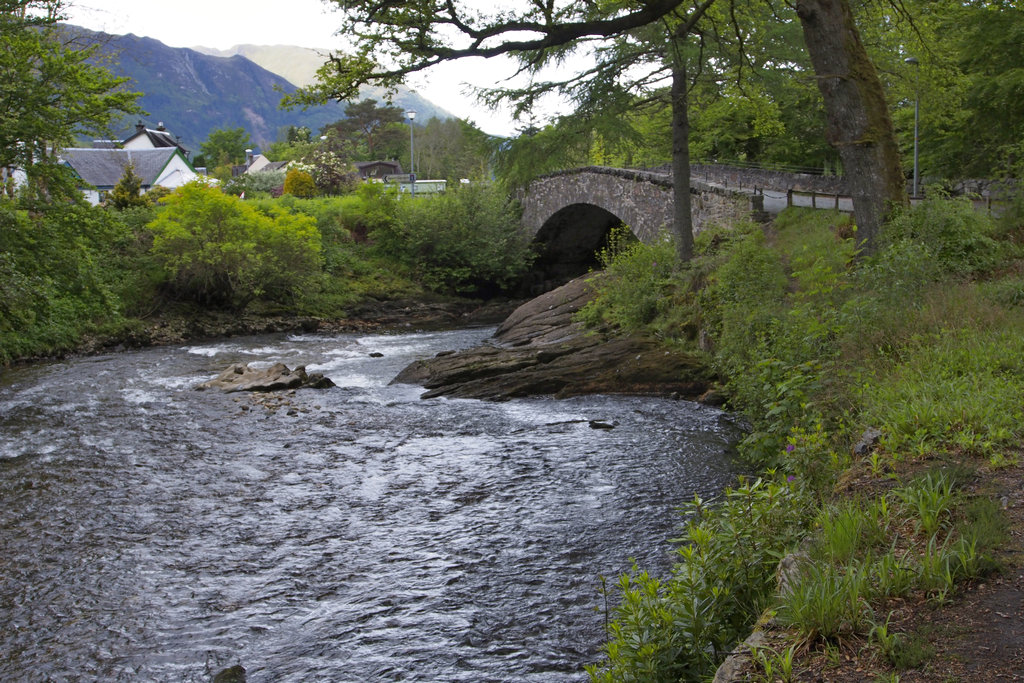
[[812, 192, 817, 209], [787, 189, 793, 207], [834, 194, 839, 210]]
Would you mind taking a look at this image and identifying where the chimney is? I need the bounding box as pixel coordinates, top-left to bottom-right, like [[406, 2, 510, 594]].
[[245, 149, 254, 166], [156, 122, 166, 131], [135, 120, 145, 134]]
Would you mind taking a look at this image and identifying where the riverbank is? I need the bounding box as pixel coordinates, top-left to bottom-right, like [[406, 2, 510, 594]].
[[572, 203, 1024, 681], [5, 296, 524, 366]]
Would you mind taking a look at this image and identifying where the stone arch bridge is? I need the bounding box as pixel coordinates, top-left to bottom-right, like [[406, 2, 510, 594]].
[[519, 165, 783, 287]]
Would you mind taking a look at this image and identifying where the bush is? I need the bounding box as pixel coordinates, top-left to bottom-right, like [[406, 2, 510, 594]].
[[374, 182, 531, 294], [0, 200, 133, 361], [283, 168, 318, 198], [222, 170, 286, 197], [108, 163, 149, 210], [588, 478, 810, 681], [880, 197, 1003, 276], [147, 181, 322, 308], [575, 226, 678, 331]]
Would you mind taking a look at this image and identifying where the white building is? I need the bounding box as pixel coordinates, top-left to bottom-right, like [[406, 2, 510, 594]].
[[60, 147, 200, 205]]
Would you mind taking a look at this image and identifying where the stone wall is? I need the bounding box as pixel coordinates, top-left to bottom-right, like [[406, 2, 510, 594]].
[[689, 163, 848, 194], [521, 166, 767, 243]]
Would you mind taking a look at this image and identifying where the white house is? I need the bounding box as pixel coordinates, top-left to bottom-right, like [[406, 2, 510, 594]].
[[121, 121, 190, 157], [60, 147, 200, 205], [244, 153, 289, 174]]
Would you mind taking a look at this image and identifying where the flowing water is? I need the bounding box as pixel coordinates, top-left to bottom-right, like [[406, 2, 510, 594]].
[[0, 328, 742, 682]]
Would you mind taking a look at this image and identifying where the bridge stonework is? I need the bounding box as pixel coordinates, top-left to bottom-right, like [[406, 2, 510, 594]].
[[520, 166, 763, 245]]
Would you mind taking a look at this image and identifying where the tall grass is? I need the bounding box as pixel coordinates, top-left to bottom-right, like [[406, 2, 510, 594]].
[[586, 197, 1022, 680]]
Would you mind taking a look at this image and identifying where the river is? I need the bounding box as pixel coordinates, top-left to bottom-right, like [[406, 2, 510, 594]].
[[0, 327, 741, 682]]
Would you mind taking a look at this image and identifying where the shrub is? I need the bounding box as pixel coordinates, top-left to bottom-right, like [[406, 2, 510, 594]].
[[222, 170, 286, 197], [147, 181, 322, 308], [108, 163, 149, 210], [589, 477, 810, 681], [375, 182, 531, 294], [0, 201, 133, 361], [575, 226, 678, 332], [880, 197, 1003, 276], [283, 168, 318, 198]]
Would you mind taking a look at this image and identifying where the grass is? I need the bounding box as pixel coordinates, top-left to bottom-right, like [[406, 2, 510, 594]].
[[586, 197, 1024, 680]]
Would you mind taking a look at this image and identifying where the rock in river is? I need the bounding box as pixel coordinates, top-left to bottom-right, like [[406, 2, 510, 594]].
[[197, 363, 335, 393], [391, 275, 716, 401]]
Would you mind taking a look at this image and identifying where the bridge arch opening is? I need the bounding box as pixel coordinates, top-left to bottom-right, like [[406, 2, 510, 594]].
[[525, 202, 636, 293]]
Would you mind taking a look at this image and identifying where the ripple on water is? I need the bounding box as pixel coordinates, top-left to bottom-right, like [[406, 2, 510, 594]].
[[0, 328, 741, 682]]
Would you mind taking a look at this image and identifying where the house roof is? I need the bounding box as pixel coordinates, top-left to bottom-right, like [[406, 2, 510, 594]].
[[60, 148, 184, 188], [355, 160, 402, 170], [122, 127, 189, 155]]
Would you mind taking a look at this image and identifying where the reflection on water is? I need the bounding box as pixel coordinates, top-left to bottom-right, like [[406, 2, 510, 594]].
[[0, 328, 741, 682]]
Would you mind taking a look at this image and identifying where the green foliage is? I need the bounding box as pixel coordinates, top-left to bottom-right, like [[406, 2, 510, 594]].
[[415, 117, 495, 181], [751, 643, 797, 683], [859, 324, 1024, 459], [321, 98, 405, 161], [146, 181, 322, 308], [108, 163, 149, 210], [199, 127, 252, 167], [585, 198, 1023, 679], [893, 471, 957, 537], [0, 5, 141, 184], [588, 477, 810, 681], [373, 183, 531, 294], [778, 559, 875, 643], [0, 200, 134, 361], [222, 170, 286, 197], [880, 198, 1002, 276], [283, 168, 318, 198], [575, 227, 678, 332]]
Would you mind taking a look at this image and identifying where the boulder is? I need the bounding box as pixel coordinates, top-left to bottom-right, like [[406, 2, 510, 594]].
[[197, 363, 335, 393], [391, 275, 716, 401]]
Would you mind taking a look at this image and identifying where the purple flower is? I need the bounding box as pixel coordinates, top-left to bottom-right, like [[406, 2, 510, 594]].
[[785, 444, 796, 453], [787, 475, 796, 483]]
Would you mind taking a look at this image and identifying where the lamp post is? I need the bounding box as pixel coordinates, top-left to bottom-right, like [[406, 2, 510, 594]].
[[406, 110, 416, 196], [905, 57, 920, 199]]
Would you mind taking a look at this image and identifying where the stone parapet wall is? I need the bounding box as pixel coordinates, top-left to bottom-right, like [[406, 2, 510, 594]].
[[689, 163, 847, 194], [523, 166, 766, 241]]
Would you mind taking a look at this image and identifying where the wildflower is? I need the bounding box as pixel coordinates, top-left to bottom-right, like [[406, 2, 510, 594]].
[[785, 443, 796, 453]]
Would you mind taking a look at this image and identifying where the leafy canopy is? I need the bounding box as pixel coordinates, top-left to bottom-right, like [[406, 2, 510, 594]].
[[0, 1, 141, 180]]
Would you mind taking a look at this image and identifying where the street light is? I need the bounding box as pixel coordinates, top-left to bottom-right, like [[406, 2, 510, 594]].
[[905, 56, 920, 199], [406, 110, 416, 196]]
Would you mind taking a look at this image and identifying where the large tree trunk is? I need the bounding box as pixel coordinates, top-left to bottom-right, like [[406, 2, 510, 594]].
[[796, 0, 907, 252], [671, 59, 695, 262]]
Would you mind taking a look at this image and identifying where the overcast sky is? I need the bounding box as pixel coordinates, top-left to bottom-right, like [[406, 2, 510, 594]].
[[65, 0, 540, 136]]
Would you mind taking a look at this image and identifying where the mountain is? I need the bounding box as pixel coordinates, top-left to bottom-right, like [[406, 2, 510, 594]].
[[62, 26, 453, 153], [191, 43, 454, 122], [189, 44, 329, 88]]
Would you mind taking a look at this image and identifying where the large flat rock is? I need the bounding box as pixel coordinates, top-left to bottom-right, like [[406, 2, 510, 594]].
[[391, 276, 716, 401]]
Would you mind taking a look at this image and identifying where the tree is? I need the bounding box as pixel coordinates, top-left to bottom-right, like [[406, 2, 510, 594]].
[[0, 1, 141, 190], [283, 168, 318, 197], [108, 163, 149, 210], [321, 99, 405, 161], [415, 117, 493, 181], [795, 0, 908, 250], [287, 2, 717, 261], [199, 127, 252, 167]]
